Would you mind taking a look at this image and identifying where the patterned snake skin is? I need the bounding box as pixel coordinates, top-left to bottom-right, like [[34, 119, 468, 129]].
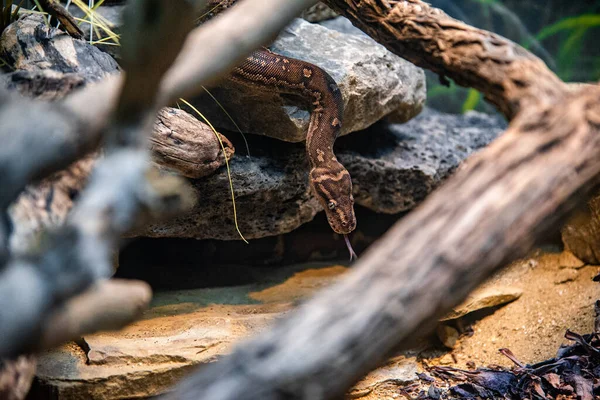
[[201, 1, 357, 255]]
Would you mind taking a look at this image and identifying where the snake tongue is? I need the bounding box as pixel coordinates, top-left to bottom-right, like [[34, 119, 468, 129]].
[[344, 234, 357, 262]]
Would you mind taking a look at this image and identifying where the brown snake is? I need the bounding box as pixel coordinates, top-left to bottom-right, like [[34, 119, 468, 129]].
[[202, 2, 357, 258]]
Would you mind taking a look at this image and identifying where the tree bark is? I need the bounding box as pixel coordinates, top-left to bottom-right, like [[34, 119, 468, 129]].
[[324, 0, 567, 119], [164, 1, 600, 400]]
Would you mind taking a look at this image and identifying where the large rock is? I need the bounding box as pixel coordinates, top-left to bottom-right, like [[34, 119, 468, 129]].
[[191, 18, 425, 142], [0, 15, 119, 81], [141, 108, 506, 240], [139, 136, 320, 241], [337, 108, 506, 214]]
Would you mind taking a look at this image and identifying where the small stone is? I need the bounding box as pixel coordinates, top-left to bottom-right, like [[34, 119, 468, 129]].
[[436, 324, 460, 349], [554, 268, 579, 284], [440, 286, 522, 321]]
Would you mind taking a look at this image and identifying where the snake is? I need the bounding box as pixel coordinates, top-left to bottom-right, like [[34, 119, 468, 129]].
[[201, 2, 358, 259]]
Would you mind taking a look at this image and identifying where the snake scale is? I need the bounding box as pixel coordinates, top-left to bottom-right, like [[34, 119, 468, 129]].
[[202, 1, 357, 258]]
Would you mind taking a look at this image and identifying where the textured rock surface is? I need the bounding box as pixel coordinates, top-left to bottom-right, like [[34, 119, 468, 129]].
[[139, 136, 320, 241], [440, 286, 523, 321], [337, 108, 506, 214], [142, 108, 505, 240], [192, 18, 425, 142], [0, 15, 119, 80]]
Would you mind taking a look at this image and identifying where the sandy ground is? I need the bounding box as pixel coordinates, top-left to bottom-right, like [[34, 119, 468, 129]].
[[427, 247, 599, 369]]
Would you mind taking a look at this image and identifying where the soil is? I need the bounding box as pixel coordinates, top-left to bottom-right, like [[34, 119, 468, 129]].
[[435, 247, 598, 369]]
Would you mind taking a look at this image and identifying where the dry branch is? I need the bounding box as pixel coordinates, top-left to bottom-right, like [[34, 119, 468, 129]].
[[324, 0, 567, 119], [0, 0, 198, 358], [163, 2, 600, 399]]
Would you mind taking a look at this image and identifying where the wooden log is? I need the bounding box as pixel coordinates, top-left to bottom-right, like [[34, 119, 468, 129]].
[[164, 1, 600, 399], [9, 107, 233, 254]]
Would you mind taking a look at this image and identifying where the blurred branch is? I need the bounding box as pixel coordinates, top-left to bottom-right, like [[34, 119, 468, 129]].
[[0, 0, 197, 358], [39, 279, 152, 351]]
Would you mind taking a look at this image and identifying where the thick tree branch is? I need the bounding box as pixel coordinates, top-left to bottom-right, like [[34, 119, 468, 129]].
[[324, 0, 567, 119], [163, 1, 600, 399]]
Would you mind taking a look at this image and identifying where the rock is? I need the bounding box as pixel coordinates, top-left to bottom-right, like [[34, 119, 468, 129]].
[[302, 2, 338, 22], [337, 108, 506, 214], [139, 135, 321, 240], [436, 325, 460, 349], [348, 356, 419, 398], [562, 195, 600, 265], [191, 18, 425, 142], [0, 15, 119, 81], [440, 286, 522, 321], [0, 70, 86, 101], [141, 108, 504, 240], [553, 268, 579, 285]]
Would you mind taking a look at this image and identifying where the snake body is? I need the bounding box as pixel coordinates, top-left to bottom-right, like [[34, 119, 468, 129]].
[[230, 49, 356, 236], [201, 2, 356, 251]]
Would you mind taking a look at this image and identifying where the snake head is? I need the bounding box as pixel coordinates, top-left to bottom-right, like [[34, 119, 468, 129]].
[[310, 167, 357, 235]]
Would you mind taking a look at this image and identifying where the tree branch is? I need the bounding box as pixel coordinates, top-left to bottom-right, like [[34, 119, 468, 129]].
[[163, 2, 600, 399], [324, 0, 567, 119], [0, 0, 198, 358]]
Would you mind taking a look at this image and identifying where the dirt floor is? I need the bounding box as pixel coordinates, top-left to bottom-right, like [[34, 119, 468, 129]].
[[435, 246, 598, 369]]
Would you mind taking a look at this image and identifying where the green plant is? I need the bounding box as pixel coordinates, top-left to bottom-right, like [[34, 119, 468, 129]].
[[532, 14, 600, 81]]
